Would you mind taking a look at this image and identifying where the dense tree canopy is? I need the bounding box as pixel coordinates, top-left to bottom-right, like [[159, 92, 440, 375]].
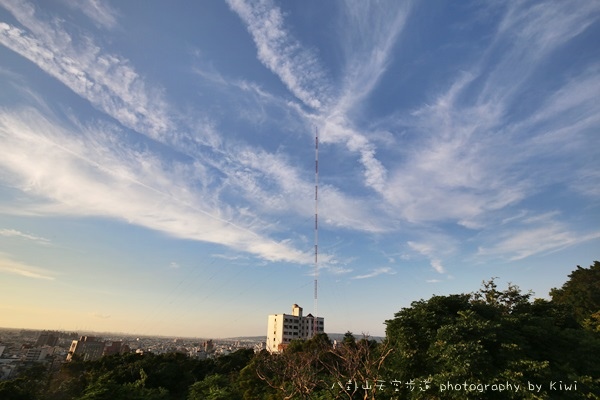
[[551, 261, 600, 330], [384, 278, 600, 399]]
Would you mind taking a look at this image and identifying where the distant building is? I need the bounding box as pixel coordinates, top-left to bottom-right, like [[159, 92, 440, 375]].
[[35, 331, 60, 347], [103, 341, 129, 356], [203, 339, 214, 353], [24, 346, 53, 362], [266, 304, 324, 352], [66, 336, 105, 361]]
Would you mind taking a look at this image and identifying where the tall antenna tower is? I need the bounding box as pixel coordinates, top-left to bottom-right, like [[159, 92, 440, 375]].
[[313, 127, 319, 336]]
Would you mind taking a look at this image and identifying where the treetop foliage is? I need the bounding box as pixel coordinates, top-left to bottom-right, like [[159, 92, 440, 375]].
[[551, 260, 600, 328]]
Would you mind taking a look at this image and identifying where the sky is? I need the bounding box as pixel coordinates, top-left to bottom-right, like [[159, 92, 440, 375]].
[[0, 0, 599, 339]]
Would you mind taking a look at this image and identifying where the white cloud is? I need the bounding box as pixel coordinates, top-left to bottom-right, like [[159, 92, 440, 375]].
[[227, 0, 400, 196], [312, 1, 410, 194], [1, 0, 597, 275], [0, 228, 50, 244], [352, 267, 395, 280], [378, 2, 600, 229], [0, 1, 218, 151], [62, 0, 119, 29], [407, 241, 447, 274], [477, 213, 600, 261], [226, 0, 331, 109], [325, 265, 353, 275], [335, 0, 410, 112], [223, 144, 389, 233], [0, 253, 55, 280], [0, 107, 309, 264], [2, 0, 389, 243], [319, 115, 388, 194]]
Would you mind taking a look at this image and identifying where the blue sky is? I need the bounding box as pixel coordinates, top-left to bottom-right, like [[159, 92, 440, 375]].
[[0, 0, 599, 338]]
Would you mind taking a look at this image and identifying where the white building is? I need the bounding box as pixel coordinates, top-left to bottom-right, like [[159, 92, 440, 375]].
[[266, 304, 324, 352]]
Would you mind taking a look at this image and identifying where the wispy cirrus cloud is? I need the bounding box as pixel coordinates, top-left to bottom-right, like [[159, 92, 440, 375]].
[[227, 0, 408, 196], [335, 0, 411, 112], [221, 145, 390, 233], [226, 0, 332, 110], [0, 0, 391, 268], [62, 0, 119, 29], [1, 0, 597, 278], [224, 0, 599, 271], [381, 1, 600, 233], [0, 253, 55, 280], [0, 107, 309, 264], [317, 0, 411, 195], [0, 0, 216, 150], [477, 212, 600, 261], [407, 241, 446, 275], [0, 228, 50, 244], [352, 267, 395, 280]]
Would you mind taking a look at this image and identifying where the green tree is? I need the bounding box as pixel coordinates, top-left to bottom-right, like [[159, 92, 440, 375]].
[[385, 280, 600, 399], [236, 353, 279, 400], [187, 374, 236, 400], [77, 370, 169, 400], [0, 363, 50, 400], [0, 378, 34, 400], [550, 261, 600, 327], [342, 331, 356, 347]]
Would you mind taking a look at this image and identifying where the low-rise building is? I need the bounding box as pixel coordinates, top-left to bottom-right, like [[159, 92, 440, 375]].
[[24, 346, 53, 362]]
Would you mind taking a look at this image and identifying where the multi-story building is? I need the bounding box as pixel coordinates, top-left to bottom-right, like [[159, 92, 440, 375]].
[[266, 304, 324, 352], [66, 336, 105, 361], [24, 346, 53, 362], [34, 331, 60, 347], [204, 339, 214, 353], [103, 341, 129, 356]]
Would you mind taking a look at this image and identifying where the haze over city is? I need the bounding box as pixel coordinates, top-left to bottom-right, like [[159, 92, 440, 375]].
[[1, 0, 599, 338]]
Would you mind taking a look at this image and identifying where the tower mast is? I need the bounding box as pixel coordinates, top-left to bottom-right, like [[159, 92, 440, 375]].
[[314, 127, 319, 336]]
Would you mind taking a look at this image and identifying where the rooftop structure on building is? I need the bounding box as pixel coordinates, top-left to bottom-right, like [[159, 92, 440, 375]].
[[266, 304, 324, 352]]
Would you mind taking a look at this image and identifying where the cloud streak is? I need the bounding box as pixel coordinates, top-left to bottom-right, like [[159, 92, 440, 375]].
[[0, 228, 50, 244], [0, 253, 55, 280], [0, 0, 394, 268], [408, 241, 446, 274], [379, 1, 600, 242], [0, 0, 597, 278], [477, 212, 600, 261], [63, 0, 119, 29], [226, 0, 331, 109], [352, 267, 395, 280], [0, 0, 197, 148], [0, 107, 308, 264]]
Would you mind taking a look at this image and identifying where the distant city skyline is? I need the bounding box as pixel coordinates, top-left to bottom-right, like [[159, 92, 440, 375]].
[[1, 1, 599, 338]]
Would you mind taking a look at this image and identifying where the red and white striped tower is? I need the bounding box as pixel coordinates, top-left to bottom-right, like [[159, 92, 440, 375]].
[[313, 127, 319, 337]]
